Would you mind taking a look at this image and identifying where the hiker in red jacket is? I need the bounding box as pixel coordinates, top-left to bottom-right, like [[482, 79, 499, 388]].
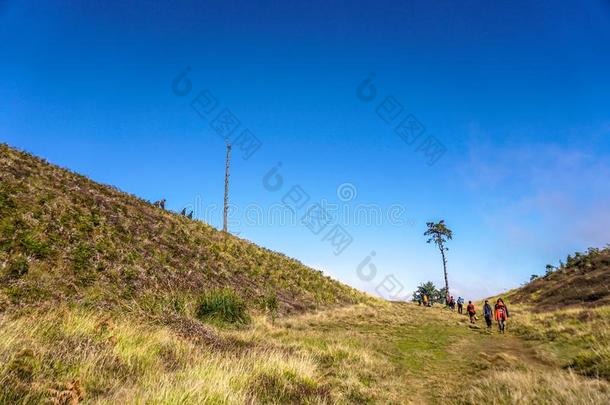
[[466, 301, 476, 323], [494, 298, 510, 334]]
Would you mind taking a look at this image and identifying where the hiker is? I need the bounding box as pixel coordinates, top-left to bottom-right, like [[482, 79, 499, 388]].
[[483, 300, 493, 329], [423, 294, 429, 307], [448, 296, 455, 311], [457, 296, 464, 314], [466, 301, 476, 323], [494, 298, 510, 334]]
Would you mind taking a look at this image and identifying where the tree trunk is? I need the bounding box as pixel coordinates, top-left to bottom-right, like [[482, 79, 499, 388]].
[[439, 243, 449, 302], [223, 144, 231, 233]]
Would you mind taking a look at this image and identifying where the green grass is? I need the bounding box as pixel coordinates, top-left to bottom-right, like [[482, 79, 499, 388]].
[[196, 288, 251, 325], [0, 143, 368, 316], [394, 323, 461, 371]]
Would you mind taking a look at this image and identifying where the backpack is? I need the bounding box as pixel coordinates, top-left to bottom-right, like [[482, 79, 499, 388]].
[[495, 304, 507, 320]]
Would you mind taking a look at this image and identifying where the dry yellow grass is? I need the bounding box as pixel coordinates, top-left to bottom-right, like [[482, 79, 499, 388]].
[[459, 369, 610, 404], [2, 302, 609, 404]]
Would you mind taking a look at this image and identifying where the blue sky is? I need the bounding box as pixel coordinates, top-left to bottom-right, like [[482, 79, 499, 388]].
[[2, 0, 610, 299]]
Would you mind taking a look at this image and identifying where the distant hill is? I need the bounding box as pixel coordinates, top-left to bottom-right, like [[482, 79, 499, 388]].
[[506, 247, 610, 310], [0, 144, 366, 313]]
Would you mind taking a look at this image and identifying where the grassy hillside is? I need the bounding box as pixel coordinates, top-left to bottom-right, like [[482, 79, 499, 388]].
[[488, 247, 610, 382], [0, 143, 366, 315], [507, 304, 610, 379], [506, 246, 610, 309], [1, 143, 609, 404], [0, 143, 372, 403]]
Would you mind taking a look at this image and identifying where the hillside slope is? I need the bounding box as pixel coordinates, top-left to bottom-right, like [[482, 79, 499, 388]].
[[0, 143, 366, 313], [489, 248, 610, 382], [506, 247, 610, 310], [2, 144, 608, 404]]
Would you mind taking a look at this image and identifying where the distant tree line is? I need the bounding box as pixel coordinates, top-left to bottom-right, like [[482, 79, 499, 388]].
[[529, 246, 610, 282]]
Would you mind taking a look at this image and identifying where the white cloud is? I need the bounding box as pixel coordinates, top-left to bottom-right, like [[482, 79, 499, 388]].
[[459, 130, 610, 259]]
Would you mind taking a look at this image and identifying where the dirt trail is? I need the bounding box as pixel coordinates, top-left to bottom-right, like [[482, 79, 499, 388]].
[[469, 333, 548, 368], [401, 305, 553, 403]]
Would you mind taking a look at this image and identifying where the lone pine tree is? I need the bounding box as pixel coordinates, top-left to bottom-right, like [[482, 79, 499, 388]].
[[424, 220, 453, 302]]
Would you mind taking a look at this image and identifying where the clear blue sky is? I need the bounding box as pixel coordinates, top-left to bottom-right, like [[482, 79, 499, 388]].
[[2, 0, 610, 299]]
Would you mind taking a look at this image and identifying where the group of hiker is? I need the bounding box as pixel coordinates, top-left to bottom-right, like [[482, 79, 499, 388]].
[[419, 294, 510, 333]]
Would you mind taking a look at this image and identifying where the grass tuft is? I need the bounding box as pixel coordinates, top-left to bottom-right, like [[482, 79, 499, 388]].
[[247, 369, 329, 404], [196, 288, 251, 325], [569, 346, 610, 378], [457, 369, 610, 404]]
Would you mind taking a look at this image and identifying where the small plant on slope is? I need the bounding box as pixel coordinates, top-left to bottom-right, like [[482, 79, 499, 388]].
[[260, 291, 279, 323], [196, 288, 250, 325]]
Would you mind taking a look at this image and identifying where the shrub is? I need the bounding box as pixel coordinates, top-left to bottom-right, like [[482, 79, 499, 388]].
[[196, 288, 250, 325], [72, 243, 94, 272], [260, 292, 279, 322], [0, 218, 16, 246], [569, 348, 610, 379], [72, 243, 97, 285], [19, 232, 50, 259], [7, 256, 29, 279], [0, 187, 16, 213]]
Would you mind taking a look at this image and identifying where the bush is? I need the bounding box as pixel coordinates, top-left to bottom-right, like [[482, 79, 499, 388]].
[[7, 257, 29, 279], [260, 292, 279, 322], [0, 188, 16, 213], [196, 288, 250, 325], [72, 243, 94, 272], [569, 348, 610, 379], [20, 233, 50, 259]]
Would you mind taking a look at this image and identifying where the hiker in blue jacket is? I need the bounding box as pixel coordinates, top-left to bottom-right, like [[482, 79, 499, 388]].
[[457, 296, 464, 314], [483, 300, 493, 329]]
